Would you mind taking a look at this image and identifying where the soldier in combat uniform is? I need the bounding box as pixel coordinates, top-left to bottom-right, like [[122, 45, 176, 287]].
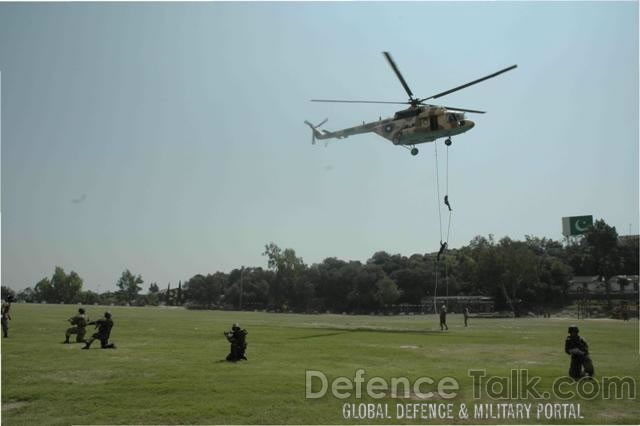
[[224, 323, 248, 362], [463, 306, 470, 327], [64, 308, 88, 343], [565, 325, 594, 379], [439, 304, 448, 331], [82, 311, 116, 349], [1, 296, 13, 338]]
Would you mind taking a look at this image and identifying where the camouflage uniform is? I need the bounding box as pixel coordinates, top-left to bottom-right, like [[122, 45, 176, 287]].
[[437, 242, 447, 261], [82, 312, 115, 349], [1, 299, 12, 338], [463, 307, 470, 327], [444, 195, 452, 211], [225, 323, 248, 362], [439, 305, 448, 331], [65, 309, 88, 343], [565, 326, 594, 379]]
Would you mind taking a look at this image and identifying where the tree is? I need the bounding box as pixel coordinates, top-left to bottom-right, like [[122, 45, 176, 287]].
[[310, 258, 352, 313], [17, 287, 36, 303], [376, 277, 402, 307], [584, 219, 620, 309], [564, 239, 597, 276], [618, 235, 639, 275], [146, 282, 160, 306], [32, 267, 83, 303], [116, 269, 143, 304], [51, 267, 83, 303], [390, 264, 431, 304], [347, 264, 385, 313], [185, 273, 227, 308], [78, 290, 100, 305], [34, 278, 54, 302], [368, 251, 407, 276], [164, 283, 171, 305], [262, 242, 307, 310], [496, 238, 539, 316]]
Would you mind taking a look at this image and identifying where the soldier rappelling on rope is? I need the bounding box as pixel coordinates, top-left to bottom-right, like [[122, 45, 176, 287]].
[[437, 241, 447, 261], [444, 195, 452, 212]]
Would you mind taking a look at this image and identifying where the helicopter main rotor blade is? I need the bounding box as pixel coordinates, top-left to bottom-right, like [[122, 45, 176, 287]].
[[383, 51, 415, 102], [420, 64, 518, 101], [441, 106, 486, 114], [311, 99, 410, 105]]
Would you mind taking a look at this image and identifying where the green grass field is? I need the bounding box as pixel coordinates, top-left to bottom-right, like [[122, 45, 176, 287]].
[[2, 304, 638, 425]]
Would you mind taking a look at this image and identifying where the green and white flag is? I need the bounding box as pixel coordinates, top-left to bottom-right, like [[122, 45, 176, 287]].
[[562, 215, 593, 236]]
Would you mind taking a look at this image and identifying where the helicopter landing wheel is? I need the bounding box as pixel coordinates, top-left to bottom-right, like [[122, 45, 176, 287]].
[[410, 147, 419, 156], [445, 138, 452, 146]]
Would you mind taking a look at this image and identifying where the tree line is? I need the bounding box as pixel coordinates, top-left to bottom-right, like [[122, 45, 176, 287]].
[[3, 220, 637, 316]]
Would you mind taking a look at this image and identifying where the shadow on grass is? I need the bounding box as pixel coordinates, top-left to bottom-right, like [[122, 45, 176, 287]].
[[289, 331, 350, 340], [290, 327, 451, 339]]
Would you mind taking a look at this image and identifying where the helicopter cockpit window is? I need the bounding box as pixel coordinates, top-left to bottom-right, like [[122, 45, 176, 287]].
[[447, 114, 457, 123]]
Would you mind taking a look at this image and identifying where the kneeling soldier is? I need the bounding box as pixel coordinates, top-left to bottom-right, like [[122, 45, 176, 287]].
[[82, 311, 116, 349], [224, 323, 248, 362], [565, 325, 594, 379], [65, 308, 88, 343]]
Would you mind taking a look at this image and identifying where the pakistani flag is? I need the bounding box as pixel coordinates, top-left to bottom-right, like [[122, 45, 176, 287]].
[[562, 215, 593, 237]]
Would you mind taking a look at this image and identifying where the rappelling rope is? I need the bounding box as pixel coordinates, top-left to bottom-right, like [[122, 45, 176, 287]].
[[433, 142, 441, 313], [434, 142, 443, 243], [433, 141, 453, 313], [444, 145, 452, 300]]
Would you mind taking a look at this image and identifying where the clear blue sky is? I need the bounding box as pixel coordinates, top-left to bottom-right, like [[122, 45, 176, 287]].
[[1, 2, 638, 292]]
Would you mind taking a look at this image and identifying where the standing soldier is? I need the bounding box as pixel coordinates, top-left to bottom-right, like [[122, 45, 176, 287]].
[[82, 311, 116, 349], [1, 296, 13, 338], [565, 325, 594, 379], [439, 304, 448, 331], [621, 302, 629, 322], [224, 323, 248, 362], [463, 306, 470, 327], [64, 308, 88, 343]]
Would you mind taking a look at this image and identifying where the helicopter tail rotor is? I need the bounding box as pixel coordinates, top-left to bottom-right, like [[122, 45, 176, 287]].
[[304, 119, 328, 145]]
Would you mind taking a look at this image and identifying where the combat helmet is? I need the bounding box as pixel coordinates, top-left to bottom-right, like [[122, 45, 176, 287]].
[[568, 325, 579, 333]]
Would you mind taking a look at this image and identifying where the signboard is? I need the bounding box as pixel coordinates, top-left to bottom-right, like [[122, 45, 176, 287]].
[[562, 215, 593, 237]]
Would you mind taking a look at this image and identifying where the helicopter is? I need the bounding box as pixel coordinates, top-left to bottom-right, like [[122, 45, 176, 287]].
[[305, 52, 517, 156]]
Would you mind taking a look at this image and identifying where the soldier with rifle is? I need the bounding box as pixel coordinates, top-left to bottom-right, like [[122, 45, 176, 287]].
[[565, 325, 594, 379], [224, 323, 248, 362], [64, 307, 88, 343], [82, 311, 116, 349], [439, 304, 448, 331], [1, 296, 13, 338]]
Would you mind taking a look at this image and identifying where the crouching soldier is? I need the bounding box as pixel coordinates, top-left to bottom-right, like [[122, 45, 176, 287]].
[[64, 308, 88, 343], [224, 323, 248, 362], [565, 325, 594, 379], [82, 311, 116, 349]]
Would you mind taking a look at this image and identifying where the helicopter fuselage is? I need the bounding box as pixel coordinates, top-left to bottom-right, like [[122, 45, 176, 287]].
[[309, 106, 474, 147]]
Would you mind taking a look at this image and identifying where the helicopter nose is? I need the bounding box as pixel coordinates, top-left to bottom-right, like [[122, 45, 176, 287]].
[[461, 119, 475, 129]]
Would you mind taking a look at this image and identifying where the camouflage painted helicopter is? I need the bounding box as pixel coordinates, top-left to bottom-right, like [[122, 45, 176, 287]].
[[305, 52, 517, 156]]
